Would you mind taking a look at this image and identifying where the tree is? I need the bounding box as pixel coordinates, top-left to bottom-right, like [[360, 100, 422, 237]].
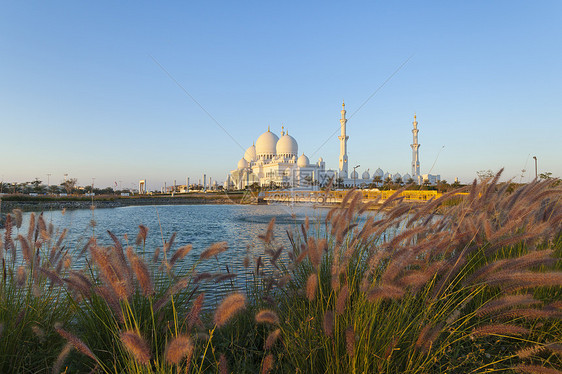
[[539, 172, 553, 180], [61, 178, 78, 194], [372, 175, 382, 187]]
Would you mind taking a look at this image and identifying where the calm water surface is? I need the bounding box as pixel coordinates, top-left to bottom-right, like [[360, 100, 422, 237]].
[[11, 204, 345, 299]]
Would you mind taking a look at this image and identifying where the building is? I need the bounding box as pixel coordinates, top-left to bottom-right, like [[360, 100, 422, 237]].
[[228, 103, 440, 189]]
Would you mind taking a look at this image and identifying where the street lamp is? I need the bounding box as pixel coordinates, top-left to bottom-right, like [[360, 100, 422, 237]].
[[353, 165, 360, 188], [533, 156, 537, 179]]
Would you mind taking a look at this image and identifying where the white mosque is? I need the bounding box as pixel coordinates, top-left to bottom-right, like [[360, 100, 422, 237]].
[[227, 102, 439, 190]]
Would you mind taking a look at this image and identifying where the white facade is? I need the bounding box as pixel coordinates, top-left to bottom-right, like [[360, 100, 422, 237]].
[[228, 105, 441, 189]]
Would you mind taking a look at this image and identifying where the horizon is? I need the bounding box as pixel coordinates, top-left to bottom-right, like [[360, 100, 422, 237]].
[[1, 2, 561, 190]]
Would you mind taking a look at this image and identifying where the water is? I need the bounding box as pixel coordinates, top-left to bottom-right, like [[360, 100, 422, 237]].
[[7, 203, 334, 299]]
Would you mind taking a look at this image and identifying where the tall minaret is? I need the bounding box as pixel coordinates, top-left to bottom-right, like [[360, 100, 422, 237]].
[[338, 100, 349, 178], [411, 114, 420, 179]]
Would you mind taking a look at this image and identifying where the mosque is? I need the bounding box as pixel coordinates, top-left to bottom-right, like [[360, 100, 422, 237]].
[[227, 102, 439, 189]]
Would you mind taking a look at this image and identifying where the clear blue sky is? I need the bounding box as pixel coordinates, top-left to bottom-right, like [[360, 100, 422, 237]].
[[1, 1, 561, 190]]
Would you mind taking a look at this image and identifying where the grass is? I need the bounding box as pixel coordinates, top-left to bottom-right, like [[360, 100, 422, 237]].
[[1, 172, 561, 373]]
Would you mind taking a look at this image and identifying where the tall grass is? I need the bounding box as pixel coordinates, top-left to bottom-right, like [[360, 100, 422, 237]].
[[1, 172, 561, 373]]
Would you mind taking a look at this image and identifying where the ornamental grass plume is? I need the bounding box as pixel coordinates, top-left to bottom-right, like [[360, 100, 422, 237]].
[[165, 335, 194, 365], [135, 224, 149, 246], [214, 292, 246, 327], [255, 310, 280, 325], [264, 329, 281, 350], [219, 353, 228, 374], [55, 326, 97, 361], [305, 273, 318, 301], [120, 330, 151, 364], [261, 353, 274, 374], [200, 241, 228, 260]]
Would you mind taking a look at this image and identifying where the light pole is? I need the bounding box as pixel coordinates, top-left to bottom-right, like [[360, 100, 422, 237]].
[[533, 156, 537, 179], [353, 165, 360, 188]]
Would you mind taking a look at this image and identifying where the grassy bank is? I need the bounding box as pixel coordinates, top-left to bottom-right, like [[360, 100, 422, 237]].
[[1, 174, 561, 373]]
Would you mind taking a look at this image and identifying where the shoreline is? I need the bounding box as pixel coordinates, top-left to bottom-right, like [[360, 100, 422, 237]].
[[0, 193, 246, 214]]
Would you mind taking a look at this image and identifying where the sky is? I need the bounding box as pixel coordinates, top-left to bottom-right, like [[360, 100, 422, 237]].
[[1, 1, 561, 190]]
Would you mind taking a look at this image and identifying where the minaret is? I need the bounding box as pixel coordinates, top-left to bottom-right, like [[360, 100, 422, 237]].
[[338, 100, 349, 178], [411, 114, 420, 179]]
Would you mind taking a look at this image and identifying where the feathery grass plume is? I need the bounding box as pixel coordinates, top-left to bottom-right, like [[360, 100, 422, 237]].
[[345, 326, 355, 357], [4, 214, 14, 253], [64, 271, 93, 297], [120, 330, 151, 364], [135, 224, 149, 246], [514, 365, 562, 374], [367, 284, 405, 302], [261, 353, 274, 374], [214, 293, 246, 327], [516, 344, 546, 359], [55, 228, 68, 249], [487, 271, 562, 292], [129, 252, 154, 296], [163, 232, 177, 255], [16, 266, 26, 286], [12, 209, 22, 229], [152, 247, 161, 263], [55, 326, 97, 361], [186, 293, 205, 330], [170, 244, 192, 266], [336, 285, 349, 316], [107, 230, 133, 282], [258, 217, 275, 243], [165, 335, 194, 365], [475, 294, 539, 317], [255, 310, 280, 325], [323, 310, 335, 337], [39, 267, 64, 286], [416, 323, 443, 353], [95, 286, 124, 322], [193, 272, 213, 283], [264, 328, 281, 350], [219, 353, 228, 374], [52, 343, 72, 374], [308, 238, 322, 268], [26, 212, 36, 242], [90, 245, 130, 300], [200, 241, 228, 260], [471, 324, 529, 337], [306, 273, 318, 301], [496, 308, 561, 320]]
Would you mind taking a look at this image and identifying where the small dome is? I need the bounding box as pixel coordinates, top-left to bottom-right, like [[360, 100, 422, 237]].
[[276, 133, 298, 156], [244, 144, 256, 162], [362, 170, 370, 180], [403, 173, 412, 182], [393, 173, 402, 181], [237, 158, 248, 169], [374, 168, 384, 177], [297, 153, 309, 168], [385, 172, 393, 180], [351, 170, 359, 179], [255, 129, 279, 157]]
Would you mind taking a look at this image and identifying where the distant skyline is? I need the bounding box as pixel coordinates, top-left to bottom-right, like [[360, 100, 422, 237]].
[[1, 1, 561, 190]]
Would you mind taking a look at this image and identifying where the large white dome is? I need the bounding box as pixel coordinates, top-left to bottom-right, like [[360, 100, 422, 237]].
[[297, 153, 309, 168], [393, 173, 402, 182], [255, 129, 279, 157], [374, 168, 384, 177], [362, 170, 370, 180], [244, 144, 256, 162], [237, 158, 249, 169], [276, 133, 298, 157]]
